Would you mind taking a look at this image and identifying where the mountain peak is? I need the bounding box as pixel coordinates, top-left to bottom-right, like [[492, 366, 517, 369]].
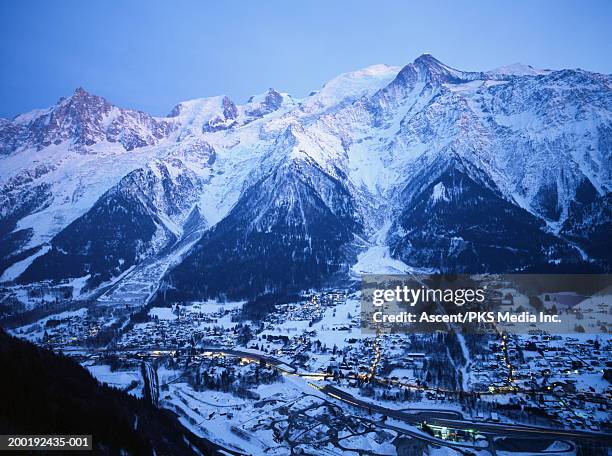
[[412, 54, 463, 79], [221, 95, 238, 120], [264, 88, 283, 109], [246, 88, 281, 104], [302, 64, 400, 111], [413, 53, 443, 66], [73, 86, 90, 96], [67, 87, 104, 105], [386, 54, 463, 90], [58, 87, 108, 110]]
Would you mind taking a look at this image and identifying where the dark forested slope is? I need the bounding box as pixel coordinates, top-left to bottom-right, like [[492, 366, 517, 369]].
[[0, 328, 218, 455]]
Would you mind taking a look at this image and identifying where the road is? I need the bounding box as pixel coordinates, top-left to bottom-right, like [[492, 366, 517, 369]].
[[199, 347, 298, 374], [141, 360, 159, 407], [317, 384, 611, 444]]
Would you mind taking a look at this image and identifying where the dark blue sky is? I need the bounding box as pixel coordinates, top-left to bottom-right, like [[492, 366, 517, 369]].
[[1, 0, 610, 118]]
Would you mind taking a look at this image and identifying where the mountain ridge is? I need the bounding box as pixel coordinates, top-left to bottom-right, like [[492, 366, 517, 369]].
[[1, 54, 610, 307]]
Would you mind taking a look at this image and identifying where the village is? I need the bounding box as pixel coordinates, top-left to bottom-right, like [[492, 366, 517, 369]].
[[7, 284, 610, 450]]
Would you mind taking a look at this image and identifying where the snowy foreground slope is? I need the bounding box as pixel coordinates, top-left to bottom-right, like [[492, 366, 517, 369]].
[[0, 55, 611, 306]]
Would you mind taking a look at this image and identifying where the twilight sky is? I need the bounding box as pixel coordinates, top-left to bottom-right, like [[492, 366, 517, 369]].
[[0, 0, 610, 118]]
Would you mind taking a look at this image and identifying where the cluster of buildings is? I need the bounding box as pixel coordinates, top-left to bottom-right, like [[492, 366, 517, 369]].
[[8, 286, 611, 436], [116, 303, 244, 349]]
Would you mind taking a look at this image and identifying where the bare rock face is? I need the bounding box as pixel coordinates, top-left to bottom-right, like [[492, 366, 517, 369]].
[[201, 96, 239, 132]]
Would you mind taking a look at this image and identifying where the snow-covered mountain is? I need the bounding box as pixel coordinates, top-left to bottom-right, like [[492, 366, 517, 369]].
[[2, 87, 175, 154], [1, 55, 610, 308]]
